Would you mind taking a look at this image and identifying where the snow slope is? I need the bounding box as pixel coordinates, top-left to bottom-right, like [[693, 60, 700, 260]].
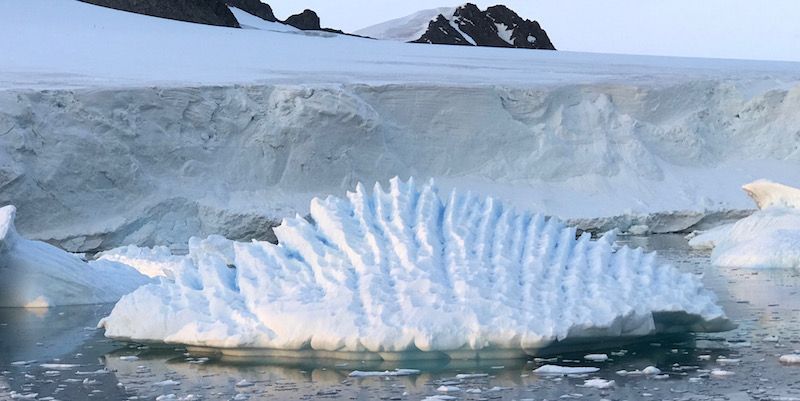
[[2, 0, 800, 251], [228, 6, 298, 32], [99, 178, 731, 358], [0, 205, 151, 307], [354, 7, 456, 42], [690, 180, 800, 268]]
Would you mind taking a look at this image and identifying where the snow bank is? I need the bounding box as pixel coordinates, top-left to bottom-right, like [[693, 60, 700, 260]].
[[99, 178, 731, 359], [0, 205, 150, 307], [690, 180, 800, 268]]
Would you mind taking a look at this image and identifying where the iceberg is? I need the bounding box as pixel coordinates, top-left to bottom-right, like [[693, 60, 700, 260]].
[[99, 178, 731, 359], [689, 180, 800, 268], [0, 205, 151, 307]]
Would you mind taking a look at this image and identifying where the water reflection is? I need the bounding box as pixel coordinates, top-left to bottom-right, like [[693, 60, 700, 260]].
[[1, 235, 799, 400]]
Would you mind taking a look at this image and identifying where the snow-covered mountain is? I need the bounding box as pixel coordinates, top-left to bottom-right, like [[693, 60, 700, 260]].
[[353, 7, 456, 42], [356, 3, 555, 50]]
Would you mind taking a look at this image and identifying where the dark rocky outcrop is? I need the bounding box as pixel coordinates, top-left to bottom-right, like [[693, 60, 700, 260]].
[[414, 3, 555, 50], [284, 9, 321, 31], [226, 0, 277, 22], [79, 0, 240, 28]]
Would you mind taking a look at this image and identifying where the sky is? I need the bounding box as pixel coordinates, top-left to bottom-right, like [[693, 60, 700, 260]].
[[268, 0, 800, 62]]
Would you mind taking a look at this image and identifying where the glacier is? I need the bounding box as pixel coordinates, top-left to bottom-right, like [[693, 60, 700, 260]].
[[1, 0, 800, 251], [0, 205, 151, 307], [99, 178, 732, 359], [689, 180, 800, 268]]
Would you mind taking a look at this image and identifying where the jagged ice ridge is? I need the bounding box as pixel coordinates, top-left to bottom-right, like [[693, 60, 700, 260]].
[[99, 178, 730, 358]]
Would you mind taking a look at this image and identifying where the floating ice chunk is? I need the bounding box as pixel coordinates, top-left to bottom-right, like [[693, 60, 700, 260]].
[[534, 365, 600, 375], [584, 354, 609, 362], [0, 206, 151, 307], [779, 354, 800, 364], [348, 369, 421, 377], [436, 385, 461, 392], [616, 366, 661, 376], [39, 364, 80, 370], [581, 378, 615, 389], [690, 180, 800, 268], [99, 178, 731, 357], [455, 373, 488, 379], [710, 369, 735, 377]]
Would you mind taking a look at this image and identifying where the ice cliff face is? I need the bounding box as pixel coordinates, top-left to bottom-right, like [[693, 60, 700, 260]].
[[0, 205, 150, 307], [99, 178, 730, 357], [2, 82, 800, 251]]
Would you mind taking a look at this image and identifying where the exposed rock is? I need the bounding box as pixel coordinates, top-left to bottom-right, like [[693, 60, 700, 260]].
[[79, 0, 240, 28], [226, 0, 277, 22], [414, 3, 555, 50], [284, 9, 321, 31]]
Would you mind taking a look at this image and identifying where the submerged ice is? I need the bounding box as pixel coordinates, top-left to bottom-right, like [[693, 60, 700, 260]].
[[690, 180, 800, 268], [0, 205, 150, 307], [99, 178, 731, 358]]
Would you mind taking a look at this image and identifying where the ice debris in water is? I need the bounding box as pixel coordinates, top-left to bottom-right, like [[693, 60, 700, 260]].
[[99, 178, 731, 358], [0, 205, 151, 307], [533, 365, 600, 375], [779, 354, 800, 364], [689, 179, 800, 268]]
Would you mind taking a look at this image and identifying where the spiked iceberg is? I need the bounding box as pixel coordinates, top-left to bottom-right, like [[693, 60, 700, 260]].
[[0, 205, 151, 307], [99, 178, 731, 359]]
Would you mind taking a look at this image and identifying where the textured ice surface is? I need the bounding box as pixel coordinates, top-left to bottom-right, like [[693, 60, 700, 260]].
[[690, 180, 800, 268], [0, 206, 150, 307], [100, 178, 730, 358]]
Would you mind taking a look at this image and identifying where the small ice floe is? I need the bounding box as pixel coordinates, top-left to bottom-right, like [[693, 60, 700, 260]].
[[39, 363, 79, 370], [533, 365, 600, 375], [763, 335, 780, 343], [616, 366, 661, 376], [76, 369, 110, 375], [10, 361, 35, 366], [581, 378, 615, 389], [698, 355, 712, 360], [584, 354, 609, 362], [153, 379, 181, 386], [119, 356, 139, 362], [716, 357, 740, 365], [43, 370, 61, 377], [779, 354, 800, 364], [422, 396, 457, 401], [348, 369, 421, 377], [8, 392, 38, 399], [710, 369, 735, 377], [436, 385, 461, 392], [455, 373, 488, 379], [235, 379, 254, 388]]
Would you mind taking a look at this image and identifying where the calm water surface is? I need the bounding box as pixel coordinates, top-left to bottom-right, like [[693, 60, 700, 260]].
[[1, 234, 799, 401]]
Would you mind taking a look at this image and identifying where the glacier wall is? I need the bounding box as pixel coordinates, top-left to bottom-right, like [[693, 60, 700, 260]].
[[1, 81, 800, 251], [99, 178, 731, 357]]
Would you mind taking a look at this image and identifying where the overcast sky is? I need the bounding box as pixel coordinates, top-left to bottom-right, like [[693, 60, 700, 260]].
[[268, 0, 800, 62]]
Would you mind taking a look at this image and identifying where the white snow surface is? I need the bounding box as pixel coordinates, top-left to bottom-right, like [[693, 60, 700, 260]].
[[228, 7, 298, 33], [354, 7, 456, 42], [3, 0, 800, 252], [96, 245, 184, 278], [0, 205, 151, 307], [99, 178, 730, 357], [690, 180, 800, 268]]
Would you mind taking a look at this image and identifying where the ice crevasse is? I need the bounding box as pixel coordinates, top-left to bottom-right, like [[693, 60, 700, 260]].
[[99, 178, 732, 359]]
